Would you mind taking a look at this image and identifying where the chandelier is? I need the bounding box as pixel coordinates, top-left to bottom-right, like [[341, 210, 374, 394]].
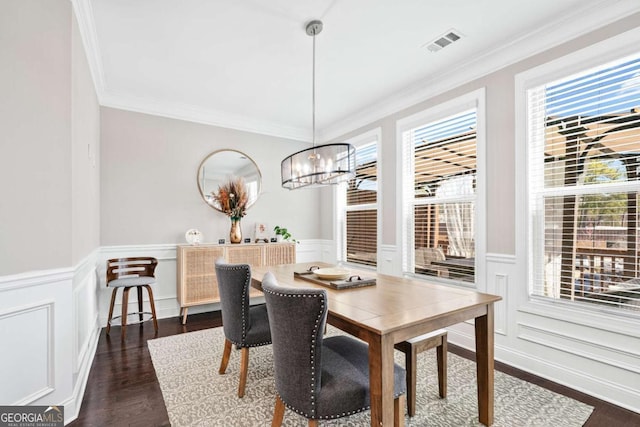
[[281, 20, 356, 190]]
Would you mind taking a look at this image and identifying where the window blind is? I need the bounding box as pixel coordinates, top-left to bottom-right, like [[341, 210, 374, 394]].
[[345, 142, 377, 267], [407, 109, 477, 282], [529, 53, 640, 312]]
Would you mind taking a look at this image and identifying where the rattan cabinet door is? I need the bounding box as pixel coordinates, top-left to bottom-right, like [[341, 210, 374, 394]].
[[227, 245, 263, 266], [177, 245, 225, 307], [265, 243, 296, 265]]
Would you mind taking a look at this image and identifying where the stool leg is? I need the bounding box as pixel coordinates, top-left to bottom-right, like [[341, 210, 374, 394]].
[[106, 287, 118, 335], [405, 347, 417, 417], [137, 286, 144, 323], [144, 285, 159, 333], [437, 338, 447, 398], [121, 287, 131, 340]]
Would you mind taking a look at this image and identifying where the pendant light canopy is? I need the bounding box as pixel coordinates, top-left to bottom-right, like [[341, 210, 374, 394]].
[[281, 20, 356, 190]]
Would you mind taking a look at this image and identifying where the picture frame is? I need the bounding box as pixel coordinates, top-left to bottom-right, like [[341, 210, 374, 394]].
[[255, 223, 269, 240]]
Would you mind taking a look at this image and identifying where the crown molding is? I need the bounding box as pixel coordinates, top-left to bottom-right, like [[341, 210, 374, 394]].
[[73, 0, 639, 143], [319, 0, 640, 142], [100, 90, 310, 142], [71, 0, 106, 103]]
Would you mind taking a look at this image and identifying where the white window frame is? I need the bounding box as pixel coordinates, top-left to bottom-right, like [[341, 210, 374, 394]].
[[515, 26, 640, 321], [396, 88, 486, 288], [335, 128, 382, 269]]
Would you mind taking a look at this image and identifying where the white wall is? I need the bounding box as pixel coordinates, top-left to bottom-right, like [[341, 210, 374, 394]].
[[0, 0, 72, 275], [0, 1, 101, 424], [100, 107, 323, 247]]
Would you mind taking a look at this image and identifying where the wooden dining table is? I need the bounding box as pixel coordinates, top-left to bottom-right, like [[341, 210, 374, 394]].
[[250, 262, 502, 426]]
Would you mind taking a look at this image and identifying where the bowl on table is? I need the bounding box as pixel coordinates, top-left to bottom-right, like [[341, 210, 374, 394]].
[[313, 267, 350, 280]]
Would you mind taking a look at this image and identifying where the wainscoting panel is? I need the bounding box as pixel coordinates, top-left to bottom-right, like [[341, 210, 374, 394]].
[[0, 301, 53, 404], [296, 239, 325, 263], [379, 245, 398, 276], [0, 270, 74, 413], [72, 251, 100, 375], [485, 253, 515, 337]]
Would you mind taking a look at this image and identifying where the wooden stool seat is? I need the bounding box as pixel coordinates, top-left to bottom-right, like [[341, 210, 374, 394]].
[[106, 257, 159, 340], [394, 329, 447, 417]]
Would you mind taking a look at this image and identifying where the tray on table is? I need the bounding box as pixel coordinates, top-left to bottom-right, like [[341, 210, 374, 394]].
[[294, 271, 376, 289]]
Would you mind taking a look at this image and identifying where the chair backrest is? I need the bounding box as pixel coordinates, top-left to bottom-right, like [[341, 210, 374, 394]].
[[106, 257, 157, 284], [214, 258, 252, 345], [261, 272, 327, 417]]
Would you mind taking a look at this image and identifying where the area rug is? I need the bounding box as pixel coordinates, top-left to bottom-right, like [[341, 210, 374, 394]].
[[148, 327, 593, 426]]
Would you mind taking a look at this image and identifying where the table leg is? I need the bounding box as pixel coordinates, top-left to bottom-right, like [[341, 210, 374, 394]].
[[475, 304, 495, 426], [369, 333, 395, 426]]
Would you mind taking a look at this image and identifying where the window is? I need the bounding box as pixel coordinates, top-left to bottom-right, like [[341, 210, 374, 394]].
[[337, 130, 379, 267], [399, 90, 485, 283], [526, 52, 640, 312]]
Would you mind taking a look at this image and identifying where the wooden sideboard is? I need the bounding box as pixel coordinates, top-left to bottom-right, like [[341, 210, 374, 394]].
[[176, 242, 296, 324]]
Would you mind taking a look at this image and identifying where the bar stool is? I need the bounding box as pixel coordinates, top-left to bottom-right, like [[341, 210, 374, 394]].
[[395, 329, 448, 416], [106, 257, 159, 340]]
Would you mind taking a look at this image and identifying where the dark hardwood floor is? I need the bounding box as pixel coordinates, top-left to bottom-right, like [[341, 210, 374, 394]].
[[69, 312, 640, 426]]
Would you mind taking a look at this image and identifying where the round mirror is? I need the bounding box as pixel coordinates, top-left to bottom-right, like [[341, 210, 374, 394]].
[[197, 149, 262, 212]]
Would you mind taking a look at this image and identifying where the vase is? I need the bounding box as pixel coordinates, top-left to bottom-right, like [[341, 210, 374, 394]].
[[229, 218, 242, 244]]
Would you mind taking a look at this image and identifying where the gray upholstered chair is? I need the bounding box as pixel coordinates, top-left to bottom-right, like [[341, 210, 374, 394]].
[[215, 258, 271, 398], [262, 272, 407, 427]]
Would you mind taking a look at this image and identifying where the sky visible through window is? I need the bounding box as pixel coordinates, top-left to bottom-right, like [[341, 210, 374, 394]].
[[544, 53, 640, 182], [412, 109, 476, 147], [354, 142, 377, 191], [546, 54, 640, 117]]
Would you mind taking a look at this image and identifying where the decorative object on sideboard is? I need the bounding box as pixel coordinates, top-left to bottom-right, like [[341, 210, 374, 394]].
[[185, 229, 203, 245], [280, 20, 356, 190], [255, 223, 269, 241], [213, 177, 248, 244], [273, 225, 298, 243]]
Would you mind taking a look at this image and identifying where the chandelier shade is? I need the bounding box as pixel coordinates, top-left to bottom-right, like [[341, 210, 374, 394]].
[[281, 19, 356, 189], [281, 143, 356, 189]]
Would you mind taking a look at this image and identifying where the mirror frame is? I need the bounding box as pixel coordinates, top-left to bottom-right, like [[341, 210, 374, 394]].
[[196, 149, 262, 213]]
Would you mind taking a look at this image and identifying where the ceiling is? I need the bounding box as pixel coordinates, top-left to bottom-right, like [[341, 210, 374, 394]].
[[77, 0, 638, 142]]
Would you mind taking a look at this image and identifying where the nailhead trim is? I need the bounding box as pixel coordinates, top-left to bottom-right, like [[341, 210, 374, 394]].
[[265, 283, 405, 420], [219, 264, 272, 347], [265, 286, 369, 419]]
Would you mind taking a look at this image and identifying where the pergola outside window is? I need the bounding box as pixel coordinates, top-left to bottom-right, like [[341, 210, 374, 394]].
[[528, 53, 640, 312]]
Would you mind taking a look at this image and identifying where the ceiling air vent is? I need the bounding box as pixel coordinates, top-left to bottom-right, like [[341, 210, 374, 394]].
[[424, 29, 463, 53]]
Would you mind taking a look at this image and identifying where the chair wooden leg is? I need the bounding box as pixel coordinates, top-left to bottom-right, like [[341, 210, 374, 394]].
[[106, 288, 118, 335], [405, 347, 417, 416], [219, 339, 232, 374], [308, 420, 318, 427], [272, 395, 285, 427], [121, 287, 131, 340], [144, 285, 159, 333], [394, 395, 406, 427], [137, 286, 144, 322], [238, 347, 249, 398], [437, 338, 447, 398]]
